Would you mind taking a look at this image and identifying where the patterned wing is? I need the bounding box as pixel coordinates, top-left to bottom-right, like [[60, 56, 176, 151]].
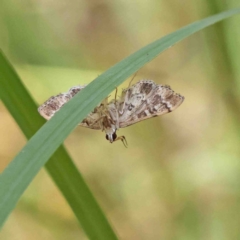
[[38, 85, 101, 130], [118, 80, 184, 128]]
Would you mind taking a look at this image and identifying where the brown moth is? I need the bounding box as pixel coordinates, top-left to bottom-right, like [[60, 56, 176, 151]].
[[38, 80, 184, 147]]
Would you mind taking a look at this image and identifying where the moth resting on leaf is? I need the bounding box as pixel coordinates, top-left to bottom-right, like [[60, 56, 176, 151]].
[[38, 80, 184, 147]]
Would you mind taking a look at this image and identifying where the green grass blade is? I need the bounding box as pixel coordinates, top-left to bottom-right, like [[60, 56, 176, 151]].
[[0, 52, 118, 240], [1, 6, 240, 235]]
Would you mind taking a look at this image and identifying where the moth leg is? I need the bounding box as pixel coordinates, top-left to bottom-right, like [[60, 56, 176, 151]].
[[118, 100, 125, 115], [118, 87, 130, 115], [110, 87, 120, 129], [115, 110, 120, 129], [114, 87, 118, 104], [114, 136, 128, 148], [77, 114, 96, 126], [87, 116, 105, 130]]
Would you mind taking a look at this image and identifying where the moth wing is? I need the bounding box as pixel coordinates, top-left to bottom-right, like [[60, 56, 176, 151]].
[[38, 85, 102, 130], [118, 80, 184, 128]]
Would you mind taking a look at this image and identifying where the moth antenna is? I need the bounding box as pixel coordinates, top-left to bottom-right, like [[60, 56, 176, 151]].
[[128, 71, 139, 88]]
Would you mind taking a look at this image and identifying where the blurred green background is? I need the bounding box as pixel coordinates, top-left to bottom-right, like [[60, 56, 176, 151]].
[[1, 0, 240, 239]]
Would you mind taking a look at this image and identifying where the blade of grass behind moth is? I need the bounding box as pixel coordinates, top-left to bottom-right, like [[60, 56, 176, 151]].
[[1, 7, 240, 232], [0, 52, 118, 240]]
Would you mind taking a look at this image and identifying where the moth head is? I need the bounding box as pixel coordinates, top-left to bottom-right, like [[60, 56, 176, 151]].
[[105, 131, 117, 143], [105, 130, 128, 147]]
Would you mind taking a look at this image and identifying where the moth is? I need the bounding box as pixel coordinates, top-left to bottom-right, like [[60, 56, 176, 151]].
[[38, 80, 184, 147]]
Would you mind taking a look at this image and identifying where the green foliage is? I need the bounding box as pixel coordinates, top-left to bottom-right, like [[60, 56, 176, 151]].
[[1, 7, 240, 239]]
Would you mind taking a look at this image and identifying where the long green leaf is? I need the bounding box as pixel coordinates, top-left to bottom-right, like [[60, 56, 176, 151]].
[[1, 6, 240, 236], [0, 52, 118, 240]]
